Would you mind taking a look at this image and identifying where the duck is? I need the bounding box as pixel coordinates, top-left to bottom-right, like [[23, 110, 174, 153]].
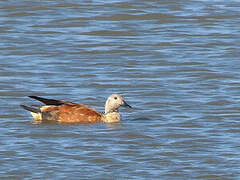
[[20, 94, 132, 123]]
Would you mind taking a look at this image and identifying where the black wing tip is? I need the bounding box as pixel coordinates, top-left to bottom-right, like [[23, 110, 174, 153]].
[[27, 95, 65, 106], [28, 95, 39, 99], [20, 104, 25, 108], [20, 104, 40, 113], [28, 95, 46, 102]]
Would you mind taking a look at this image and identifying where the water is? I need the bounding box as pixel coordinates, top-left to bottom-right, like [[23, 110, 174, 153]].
[[0, 0, 240, 179]]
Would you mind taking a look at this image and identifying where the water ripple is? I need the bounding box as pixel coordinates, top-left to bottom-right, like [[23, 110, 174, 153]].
[[0, 0, 240, 179]]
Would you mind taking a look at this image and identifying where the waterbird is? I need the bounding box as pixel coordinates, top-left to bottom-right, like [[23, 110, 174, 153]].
[[20, 94, 132, 123]]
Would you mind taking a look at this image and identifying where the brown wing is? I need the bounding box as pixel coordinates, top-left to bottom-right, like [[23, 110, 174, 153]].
[[41, 104, 103, 123]]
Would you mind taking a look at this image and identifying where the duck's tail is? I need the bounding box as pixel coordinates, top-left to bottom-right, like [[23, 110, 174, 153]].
[[20, 105, 42, 120]]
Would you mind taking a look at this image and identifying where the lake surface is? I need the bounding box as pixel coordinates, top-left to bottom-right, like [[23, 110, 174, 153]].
[[0, 0, 240, 179]]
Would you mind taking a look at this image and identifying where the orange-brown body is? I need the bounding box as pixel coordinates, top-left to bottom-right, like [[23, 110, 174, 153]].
[[40, 104, 103, 123]]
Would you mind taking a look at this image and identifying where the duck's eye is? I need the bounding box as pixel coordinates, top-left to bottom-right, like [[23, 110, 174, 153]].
[[114, 97, 117, 100]]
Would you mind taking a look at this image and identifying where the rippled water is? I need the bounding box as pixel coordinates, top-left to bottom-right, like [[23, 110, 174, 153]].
[[1, 0, 240, 179]]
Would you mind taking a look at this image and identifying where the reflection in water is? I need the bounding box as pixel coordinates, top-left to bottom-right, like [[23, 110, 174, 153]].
[[105, 122, 123, 130], [31, 119, 42, 125]]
